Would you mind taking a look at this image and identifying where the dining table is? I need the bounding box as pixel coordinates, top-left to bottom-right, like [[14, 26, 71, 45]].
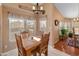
[[22, 34, 41, 55]]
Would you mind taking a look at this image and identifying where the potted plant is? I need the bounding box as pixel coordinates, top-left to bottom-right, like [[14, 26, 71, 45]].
[[60, 28, 68, 40]]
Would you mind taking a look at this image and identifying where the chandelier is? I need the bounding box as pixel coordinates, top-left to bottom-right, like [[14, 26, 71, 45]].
[[32, 3, 45, 14], [73, 17, 79, 21]]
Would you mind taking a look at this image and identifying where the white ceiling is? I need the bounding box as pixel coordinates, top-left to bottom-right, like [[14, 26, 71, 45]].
[[54, 3, 79, 18]]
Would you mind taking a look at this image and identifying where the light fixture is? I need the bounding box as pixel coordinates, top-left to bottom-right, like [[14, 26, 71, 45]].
[[73, 18, 75, 21], [73, 5, 79, 22], [73, 17, 79, 22], [32, 3, 45, 14], [77, 17, 79, 21]]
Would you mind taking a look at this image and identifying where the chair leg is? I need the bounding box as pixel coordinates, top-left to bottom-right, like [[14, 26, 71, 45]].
[[33, 52, 37, 56], [18, 53, 20, 56], [38, 52, 41, 56], [45, 50, 48, 56]]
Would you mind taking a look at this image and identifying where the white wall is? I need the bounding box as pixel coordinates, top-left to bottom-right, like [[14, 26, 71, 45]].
[[44, 4, 64, 47]]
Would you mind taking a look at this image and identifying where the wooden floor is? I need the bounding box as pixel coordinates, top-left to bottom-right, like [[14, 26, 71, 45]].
[[54, 40, 79, 56]]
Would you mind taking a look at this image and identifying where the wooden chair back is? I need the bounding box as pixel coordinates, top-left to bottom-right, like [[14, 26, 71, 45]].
[[41, 32, 50, 47], [20, 31, 29, 39], [38, 32, 50, 56], [15, 34, 26, 56]]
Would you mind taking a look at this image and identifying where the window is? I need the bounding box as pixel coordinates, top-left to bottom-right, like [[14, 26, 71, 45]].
[[9, 17, 25, 32], [74, 22, 79, 35], [59, 21, 72, 30], [74, 28, 79, 35], [25, 19, 36, 34], [9, 14, 36, 42], [39, 17, 47, 32]]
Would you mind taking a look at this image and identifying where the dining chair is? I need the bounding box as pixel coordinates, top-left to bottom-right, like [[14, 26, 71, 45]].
[[20, 31, 29, 40], [15, 34, 38, 56], [15, 34, 27, 56], [37, 32, 50, 56]]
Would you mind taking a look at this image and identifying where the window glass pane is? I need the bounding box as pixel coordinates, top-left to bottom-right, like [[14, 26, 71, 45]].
[[39, 17, 47, 32], [26, 19, 36, 34], [9, 15, 36, 42], [9, 17, 25, 42], [74, 22, 79, 35]]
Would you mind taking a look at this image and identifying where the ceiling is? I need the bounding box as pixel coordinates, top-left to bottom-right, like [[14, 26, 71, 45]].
[[3, 3, 79, 18], [54, 3, 79, 18]]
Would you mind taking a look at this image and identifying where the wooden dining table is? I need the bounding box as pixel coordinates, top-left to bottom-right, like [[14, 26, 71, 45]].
[[22, 35, 41, 55]]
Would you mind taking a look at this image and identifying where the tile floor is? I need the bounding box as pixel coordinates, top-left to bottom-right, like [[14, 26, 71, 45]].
[[1, 46, 69, 56]]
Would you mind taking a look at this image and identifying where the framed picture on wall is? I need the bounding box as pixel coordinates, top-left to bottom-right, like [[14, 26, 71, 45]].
[[55, 19, 59, 26]]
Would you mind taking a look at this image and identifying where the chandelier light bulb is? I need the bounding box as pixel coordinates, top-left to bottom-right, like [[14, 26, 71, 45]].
[[32, 3, 45, 14], [40, 6, 43, 10], [77, 17, 78, 20], [32, 6, 35, 10], [73, 18, 75, 21]]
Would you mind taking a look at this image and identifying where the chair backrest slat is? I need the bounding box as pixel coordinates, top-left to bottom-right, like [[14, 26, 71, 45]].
[[38, 32, 50, 56], [40, 32, 50, 48], [20, 31, 29, 39], [15, 34, 26, 56]]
